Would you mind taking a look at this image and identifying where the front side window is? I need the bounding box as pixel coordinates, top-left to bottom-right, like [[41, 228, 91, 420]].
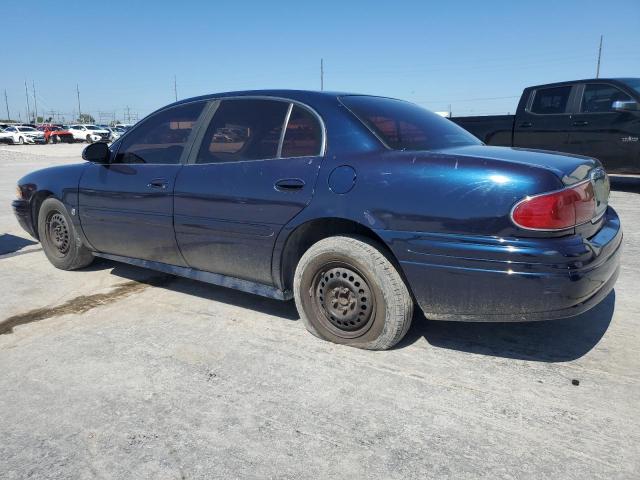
[[581, 84, 632, 113], [340, 95, 480, 151], [114, 101, 205, 164], [530, 86, 572, 114], [281, 106, 322, 157], [196, 99, 289, 164]]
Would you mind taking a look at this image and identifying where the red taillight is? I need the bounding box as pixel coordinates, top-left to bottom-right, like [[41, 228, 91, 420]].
[[511, 180, 596, 231]]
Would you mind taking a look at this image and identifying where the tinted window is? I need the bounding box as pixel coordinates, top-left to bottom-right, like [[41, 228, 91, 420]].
[[530, 86, 572, 114], [341, 96, 480, 151], [281, 106, 322, 157], [114, 101, 205, 164], [196, 99, 289, 164], [581, 84, 632, 113]]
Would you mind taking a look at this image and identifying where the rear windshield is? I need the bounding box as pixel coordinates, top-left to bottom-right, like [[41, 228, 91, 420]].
[[340, 95, 481, 151]]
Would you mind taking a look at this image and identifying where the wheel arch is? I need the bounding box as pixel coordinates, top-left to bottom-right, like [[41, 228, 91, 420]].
[[275, 217, 408, 295], [30, 190, 56, 239]]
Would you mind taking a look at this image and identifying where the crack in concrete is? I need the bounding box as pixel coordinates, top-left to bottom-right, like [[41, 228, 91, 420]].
[[0, 275, 173, 335]]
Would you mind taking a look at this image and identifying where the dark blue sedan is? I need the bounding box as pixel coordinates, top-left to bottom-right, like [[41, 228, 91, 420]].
[[12, 91, 622, 350]]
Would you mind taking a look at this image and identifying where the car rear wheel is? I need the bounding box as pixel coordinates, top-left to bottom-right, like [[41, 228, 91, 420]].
[[38, 198, 94, 270], [53, 135, 60, 144], [86, 134, 93, 144], [294, 235, 413, 350]]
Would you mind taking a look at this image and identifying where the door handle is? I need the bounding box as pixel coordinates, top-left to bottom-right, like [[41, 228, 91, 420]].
[[147, 178, 168, 189], [275, 178, 305, 191], [519, 122, 533, 128], [572, 121, 589, 127]]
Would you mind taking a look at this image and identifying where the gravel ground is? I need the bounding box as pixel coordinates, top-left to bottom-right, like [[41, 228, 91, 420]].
[[0, 143, 639, 479]]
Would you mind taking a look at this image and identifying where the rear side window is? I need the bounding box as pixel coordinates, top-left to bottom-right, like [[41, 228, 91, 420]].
[[196, 99, 289, 164], [530, 86, 572, 114], [341, 95, 480, 151], [114, 101, 205, 164], [581, 84, 632, 113], [281, 106, 322, 157]]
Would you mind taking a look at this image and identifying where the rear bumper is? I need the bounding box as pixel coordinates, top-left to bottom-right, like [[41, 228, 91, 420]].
[[12, 199, 37, 238], [377, 207, 622, 322]]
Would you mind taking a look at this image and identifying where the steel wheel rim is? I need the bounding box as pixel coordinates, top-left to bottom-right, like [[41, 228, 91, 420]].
[[311, 262, 376, 338], [46, 211, 71, 258]]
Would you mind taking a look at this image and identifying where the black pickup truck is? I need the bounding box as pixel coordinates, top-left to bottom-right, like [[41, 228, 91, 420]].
[[452, 78, 640, 174]]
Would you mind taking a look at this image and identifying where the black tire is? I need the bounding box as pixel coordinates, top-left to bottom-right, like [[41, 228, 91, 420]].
[[86, 134, 93, 144], [53, 135, 60, 144], [293, 235, 413, 350], [38, 197, 94, 270], [17, 136, 24, 145]]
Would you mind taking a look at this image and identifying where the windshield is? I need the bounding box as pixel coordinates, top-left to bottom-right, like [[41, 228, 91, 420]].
[[620, 78, 640, 97], [18, 127, 37, 132], [340, 96, 481, 151], [85, 125, 100, 130]]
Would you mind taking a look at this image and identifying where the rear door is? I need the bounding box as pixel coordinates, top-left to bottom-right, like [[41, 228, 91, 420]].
[[569, 82, 640, 173], [174, 98, 325, 285], [513, 85, 580, 154], [78, 101, 206, 265]]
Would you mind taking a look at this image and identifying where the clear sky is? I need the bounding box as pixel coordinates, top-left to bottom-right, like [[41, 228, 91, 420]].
[[2, 0, 639, 123]]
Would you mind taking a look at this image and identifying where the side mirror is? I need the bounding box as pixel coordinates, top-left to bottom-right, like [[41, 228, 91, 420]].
[[82, 142, 110, 163], [612, 100, 640, 112]]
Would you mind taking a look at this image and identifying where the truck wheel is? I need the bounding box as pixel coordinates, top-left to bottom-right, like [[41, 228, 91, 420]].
[[294, 235, 413, 350], [38, 198, 94, 270]]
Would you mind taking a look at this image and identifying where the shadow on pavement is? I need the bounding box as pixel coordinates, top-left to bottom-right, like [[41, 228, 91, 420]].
[[97, 258, 300, 321], [0, 234, 37, 255], [610, 175, 640, 193], [87, 258, 615, 359], [399, 290, 615, 361]]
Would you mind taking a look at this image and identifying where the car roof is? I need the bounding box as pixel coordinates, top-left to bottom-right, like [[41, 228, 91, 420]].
[[167, 89, 362, 110], [526, 78, 640, 90]]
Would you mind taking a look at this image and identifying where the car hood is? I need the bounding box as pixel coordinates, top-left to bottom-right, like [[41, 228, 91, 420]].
[[438, 145, 599, 185]]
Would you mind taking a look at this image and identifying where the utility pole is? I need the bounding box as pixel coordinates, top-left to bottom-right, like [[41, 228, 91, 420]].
[[24, 81, 31, 123], [174, 75, 178, 102], [32, 81, 38, 123], [126, 105, 130, 123], [76, 84, 82, 122], [320, 58, 324, 91], [596, 35, 603, 78], [4, 90, 10, 121]]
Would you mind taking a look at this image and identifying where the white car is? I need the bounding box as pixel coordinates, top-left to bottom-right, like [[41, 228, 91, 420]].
[[67, 124, 111, 143], [0, 126, 45, 145]]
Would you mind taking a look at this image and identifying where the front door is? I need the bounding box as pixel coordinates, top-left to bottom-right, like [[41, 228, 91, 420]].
[[174, 98, 325, 285], [513, 84, 578, 154], [78, 100, 207, 264], [569, 83, 640, 174]]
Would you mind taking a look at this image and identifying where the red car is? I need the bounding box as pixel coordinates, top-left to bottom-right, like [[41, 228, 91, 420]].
[[38, 125, 74, 144]]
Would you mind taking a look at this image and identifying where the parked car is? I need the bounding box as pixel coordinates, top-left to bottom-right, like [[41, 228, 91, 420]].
[[67, 124, 111, 143], [39, 125, 75, 144], [0, 125, 45, 144], [12, 90, 621, 350], [451, 78, 640, 174]]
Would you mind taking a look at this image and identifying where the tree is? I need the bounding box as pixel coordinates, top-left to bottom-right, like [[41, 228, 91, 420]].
[[78, 113, 95, 123]]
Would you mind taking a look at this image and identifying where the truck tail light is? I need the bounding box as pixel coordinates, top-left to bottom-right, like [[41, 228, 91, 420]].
[[511, 180, 596, 231]]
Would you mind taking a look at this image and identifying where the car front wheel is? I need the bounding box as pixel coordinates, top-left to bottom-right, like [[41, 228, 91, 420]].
[[17, 136, 24, 144], [294, 235, 413, 350], [38, 198, 94, 270]]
